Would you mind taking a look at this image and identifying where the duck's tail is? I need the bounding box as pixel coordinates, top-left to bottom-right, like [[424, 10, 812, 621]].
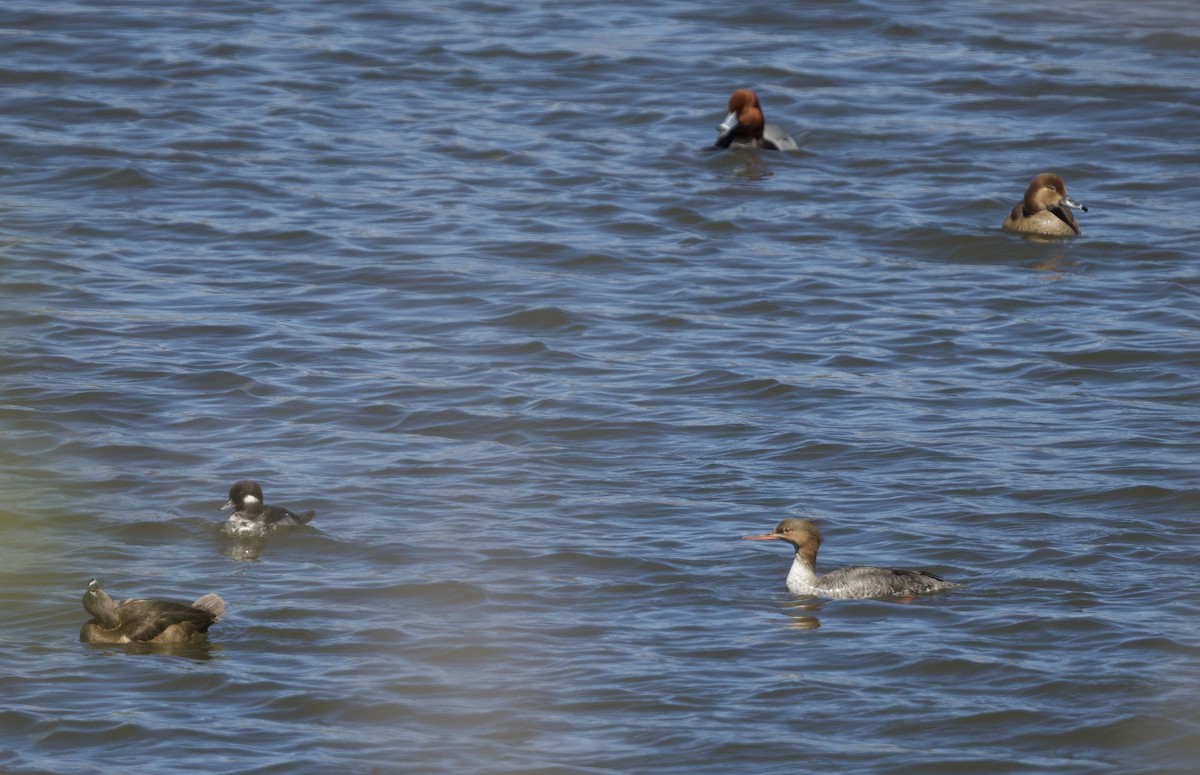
[[192, 593, 225, 622]]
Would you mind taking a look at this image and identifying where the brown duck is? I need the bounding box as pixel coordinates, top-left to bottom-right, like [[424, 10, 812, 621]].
[[1002, 172, 1087, 237], [79, 579, 225, 645]]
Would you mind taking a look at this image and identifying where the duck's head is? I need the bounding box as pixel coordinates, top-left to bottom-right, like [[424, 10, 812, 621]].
[[82, 579, 119, 627], [1023, 172, 1086, 215], [223, 479, 264, 514], [742, 518, 822, 550], [716, 88, 766, 148]]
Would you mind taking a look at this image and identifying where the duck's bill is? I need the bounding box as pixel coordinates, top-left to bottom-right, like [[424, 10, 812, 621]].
[[715, 111, 739, 148], [1063, 195, 1087, 212], [742, 532, 782, 541], [221, 500, 234, 511]]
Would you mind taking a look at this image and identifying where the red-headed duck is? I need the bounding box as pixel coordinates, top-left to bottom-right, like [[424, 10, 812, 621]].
[[1002, 172, 1088, 237], [715, 88, 798, 151], [743, 519, 958, 600], [79, 579, 225, 644]]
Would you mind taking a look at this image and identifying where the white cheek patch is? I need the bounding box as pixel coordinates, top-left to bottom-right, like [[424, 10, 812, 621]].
[[242, 494, 260, 506]]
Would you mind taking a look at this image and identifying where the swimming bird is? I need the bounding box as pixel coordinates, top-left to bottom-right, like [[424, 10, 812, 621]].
[[715, 88, 799, 151], [79, 579, 225, 644], [743, 519, 957, 599], [1002, 172, 1087, 237], [222, 479, 315, 534]]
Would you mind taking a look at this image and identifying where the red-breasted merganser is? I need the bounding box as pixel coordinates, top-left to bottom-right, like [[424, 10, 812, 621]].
[[743, 518, 958, 599]]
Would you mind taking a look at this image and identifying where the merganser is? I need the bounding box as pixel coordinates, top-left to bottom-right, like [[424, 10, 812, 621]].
[[79, 579, 225, 644], [222, 479, 315, 534], [1002, 172, 1087, 237], [715, 88, 799, 151], [743, 518, 958, 599]]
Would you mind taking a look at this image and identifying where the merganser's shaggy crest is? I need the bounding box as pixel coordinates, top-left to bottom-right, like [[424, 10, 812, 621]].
[[743, 519, 957, 600], [79, 580, 225, 644], [222, 479, 315, 535]]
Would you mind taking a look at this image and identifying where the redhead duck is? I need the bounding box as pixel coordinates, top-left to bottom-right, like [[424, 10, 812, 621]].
[[221, 479, 315, 535], [79, 579, 225, 644], [743, 519, 958, 600], [1002, 172, 1087, 237], [715, 88, 798, 151]]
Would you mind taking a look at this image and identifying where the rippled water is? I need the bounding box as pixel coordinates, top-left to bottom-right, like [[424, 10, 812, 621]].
[[2, 0, 1199, 772]]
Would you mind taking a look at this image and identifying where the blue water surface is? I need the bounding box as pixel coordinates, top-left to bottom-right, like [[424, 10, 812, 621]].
[[1, 1, 1199, 773]]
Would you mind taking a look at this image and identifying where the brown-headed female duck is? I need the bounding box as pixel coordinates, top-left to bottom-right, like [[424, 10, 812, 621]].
[[715, 88, 799, 151], [743, 519, 958, 600], [1002, 172, 1088, 237], [79, 579, 225, 644]]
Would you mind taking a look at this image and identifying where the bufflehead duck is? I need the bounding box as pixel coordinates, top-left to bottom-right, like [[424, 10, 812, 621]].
[[79, 579, 224, 644], [1002, 172, 1087, 237], [715, 88, 799, 151], [743, 519, 958, 600], [222, 479, 315, 534]]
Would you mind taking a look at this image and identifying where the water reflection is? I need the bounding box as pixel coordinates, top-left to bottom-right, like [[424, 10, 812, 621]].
[[732, 157, 775, 182], [1027, 249, 1076, 274], [82, 639, 223, 661], [781, 597, 823, 630], [221, 533, 267, 562]]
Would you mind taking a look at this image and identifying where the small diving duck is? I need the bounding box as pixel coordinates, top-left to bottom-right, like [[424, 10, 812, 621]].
[[79, 579, 224, 644], [715, 88, 799, 151], [1002, 172, 1088, 237], [222, 479, 315, 535], [743, 518, 958, 600]]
